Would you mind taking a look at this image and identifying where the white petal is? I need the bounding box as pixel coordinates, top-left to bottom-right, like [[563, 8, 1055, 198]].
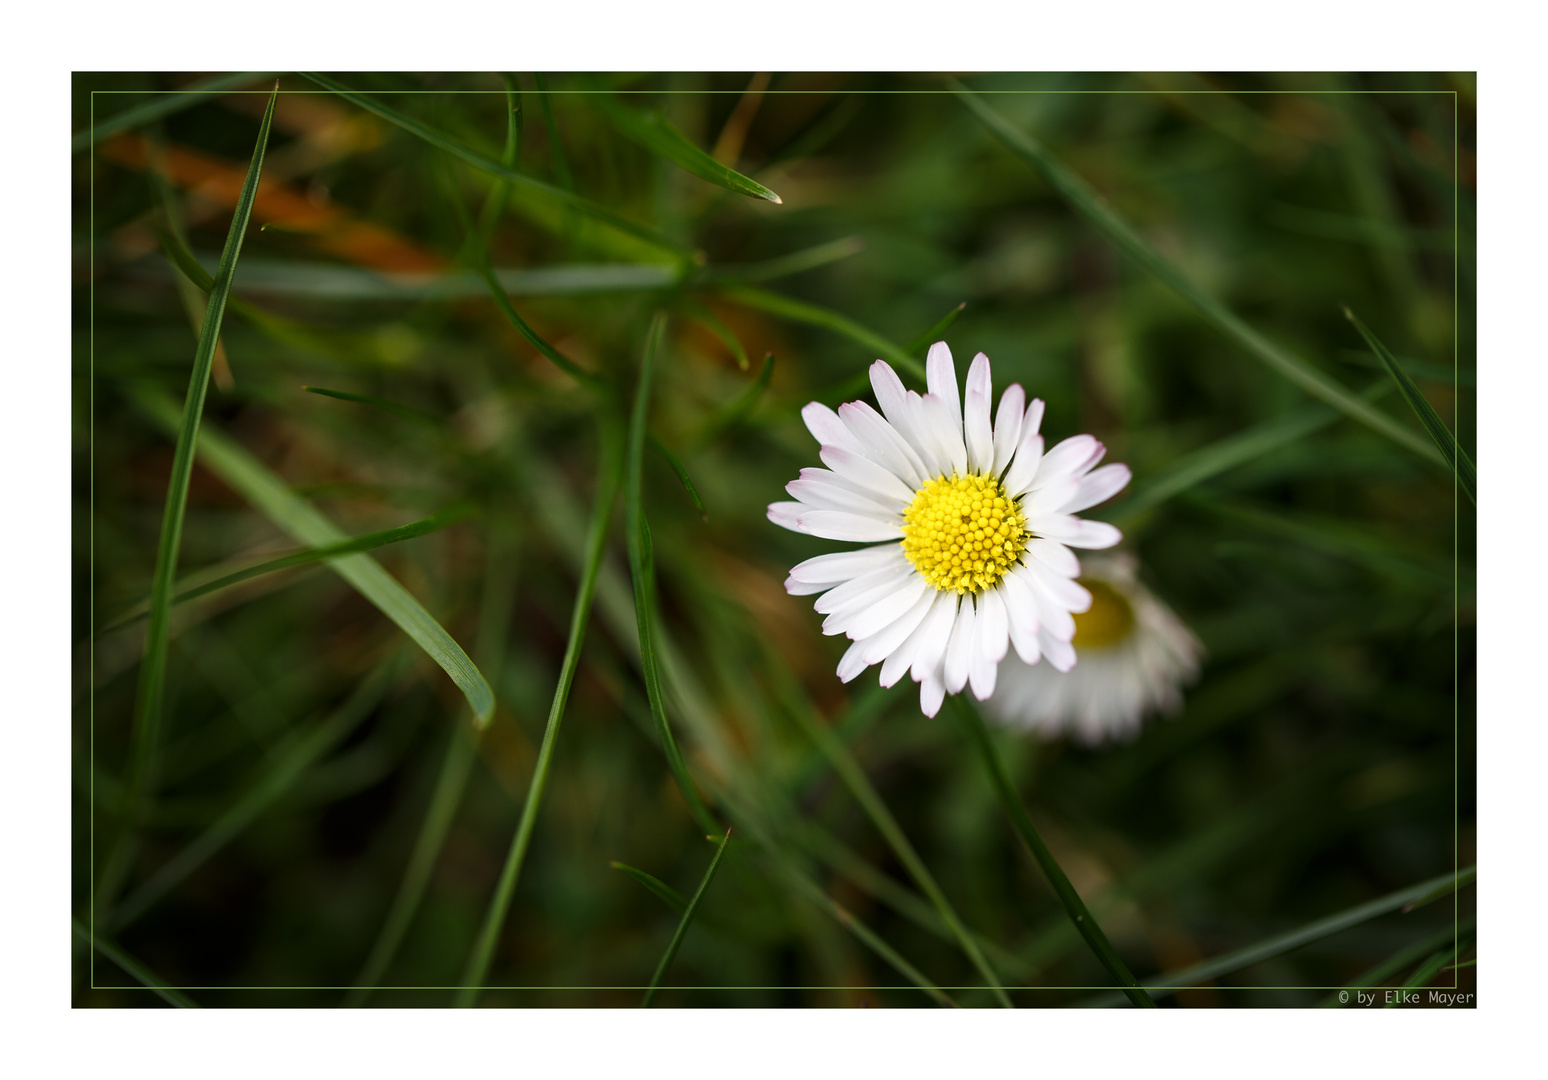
[[1034, 517, 1122, 550], [1021, 566, 1076, 641], [820, 569, 920, 636], [788, 546, 902, 587], [903, 391, 951, 478], [943, 597, 977, 694], [795, 510, 904, 543], [1003, 432, 1045, 497], [1025, 474, 1082, 515], [1040, 629, 1076, 673], [1026, 560, 1093, 613], [841, 576, 930, 642], [1022, 398, 1045, 438], [819, 445, 916, 504], [1034, 435, 1105, 486], [787, 477, 898, 516], [840, 401, 928, 487], [909, 590, 960, 684], [998, 571, 1042, 663], [919, 675, 946, 718], [785, 577, 831, 596], [797, 466, 906, 512], [802, 402, 864, 455], [880, 590, 949, 687], [836, 640, 870, 683], [967, 619, 998, 701], [869, 361, 912, 429], [989, 384, 1025, 477], [925, 342, 960, 422], [812, 559, 911, 614], [767, 501, 804, 532], [1025, 538, 1080, 579], [976, 587, 1010, 664], [963, 353, 994, 473], [857, 587, 938, 666], [1060, 463, 1132, 515], [921, 392, 968, 476]]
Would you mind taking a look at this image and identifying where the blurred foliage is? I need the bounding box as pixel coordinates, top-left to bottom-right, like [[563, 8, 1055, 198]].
[[73, 71, 1475, 1007]]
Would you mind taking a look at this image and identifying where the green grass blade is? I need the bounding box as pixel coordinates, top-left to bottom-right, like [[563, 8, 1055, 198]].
[[110, 660, 401, 931], [1112, 381, 1393, 526], [1319, 918, 1475, 1007], [475, 262, 601, 387], [611, 861, 689, 914], [948, 695, 1155, 1007], [299, 73, 691, 258], [904, 301, 967, 356], [454, 422, 624, 1006], [625, 314, 718, 833], [785, 687, 1014, 1007], [699, 353, 775, 443], [641, 828, 734, 1007], [1081, 865, 1477, 1006], [533, 74, 576, 192], [303, 386, 442, 426], [132, 387, 495, 727], [73, 919, 198, 1007], [347, 517, 520, 1007], [103, 505, 472, 632], [1402, 864, 1478, 913], [590, 92, 782, 204], [717, 284, 924, 382], [696, 235, 866, 285], [1340, 349, 1475, 386], [649, 434, 707, 520], [73, 72, 277, 154], [112, 86, 278, 911], [952, 83, 1443, 466], [1343, 306, 1475, 503], [1386, 936, 1472, 1006], [678, 298, 749, 369]]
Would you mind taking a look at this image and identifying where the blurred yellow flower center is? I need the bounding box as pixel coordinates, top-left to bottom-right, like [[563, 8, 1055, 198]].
[[900, 474, 1028, 594], [1071, 580, 1135, 649]]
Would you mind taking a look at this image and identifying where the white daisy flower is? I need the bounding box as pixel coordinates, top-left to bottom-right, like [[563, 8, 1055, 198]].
[[986, 554, 1203, 744], [767, 342, 1132, 717]]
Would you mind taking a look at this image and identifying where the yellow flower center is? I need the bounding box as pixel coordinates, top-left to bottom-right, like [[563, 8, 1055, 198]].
[[900, 474, 1029, 595], [1071, 580, 1135, 649]]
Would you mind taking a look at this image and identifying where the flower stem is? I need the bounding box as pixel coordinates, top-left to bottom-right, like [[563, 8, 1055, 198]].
[[948, 694, 1157, 1008]]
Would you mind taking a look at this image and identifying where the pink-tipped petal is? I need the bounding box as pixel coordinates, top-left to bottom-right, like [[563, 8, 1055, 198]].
[[919, 675, 946, 718], [1060, 463, 1131, 514], [925, 342, 960, 422], [819, 445, 916, 504], [794, 510, 904, 543], [990, 384, 1026, 476], [802, 401, 865, 455]]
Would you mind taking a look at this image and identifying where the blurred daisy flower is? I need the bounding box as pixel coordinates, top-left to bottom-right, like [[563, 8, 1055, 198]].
[[986, 553, 1203, 744], [768, 343, 1131, 717]]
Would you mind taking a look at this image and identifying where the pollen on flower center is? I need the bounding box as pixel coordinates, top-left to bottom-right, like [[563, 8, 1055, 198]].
[[900, 473, 1029, 594]]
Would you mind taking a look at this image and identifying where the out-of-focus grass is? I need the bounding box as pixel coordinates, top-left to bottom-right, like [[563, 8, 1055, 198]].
[[74, 72, 1474, 1007]]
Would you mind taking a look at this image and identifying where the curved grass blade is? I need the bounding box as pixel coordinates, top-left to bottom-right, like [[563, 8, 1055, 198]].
[[952, 83, 1443, 466], [678, 298, 749, 369], [103, 506, 472, 633], [476, 257, 601, 389], [699, 353, 775, 444], [110, 86, 278, 914], [641, 828, 734, 1007], [455, 422, 624, 1007], [110, 659, 401, 931], [299, 73, 691, 258], [696, 235, 866, 285], [73, 72, 278, 154], [1343, 305, 1475, 503], [132, 387, 494, 727], [1319, 918, 1475, 1007], [1081, 865, 1477, 1007], [590, 92, 782, 204], [649, 434, 706, 520], [304, 386, 442, 426], [1385, 940, 1472, 1006], [904, 301, 967, 357], [785, 688, 1013, 1007], [947, 696, 1154, 1008], [718, 284, 924, 381], [348, 515, 520, 1007], [611, 861, 689, 914], [1112, 381, 1394, 527], [73, 919, 198, 1008], [625, 314, 718, 833]]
